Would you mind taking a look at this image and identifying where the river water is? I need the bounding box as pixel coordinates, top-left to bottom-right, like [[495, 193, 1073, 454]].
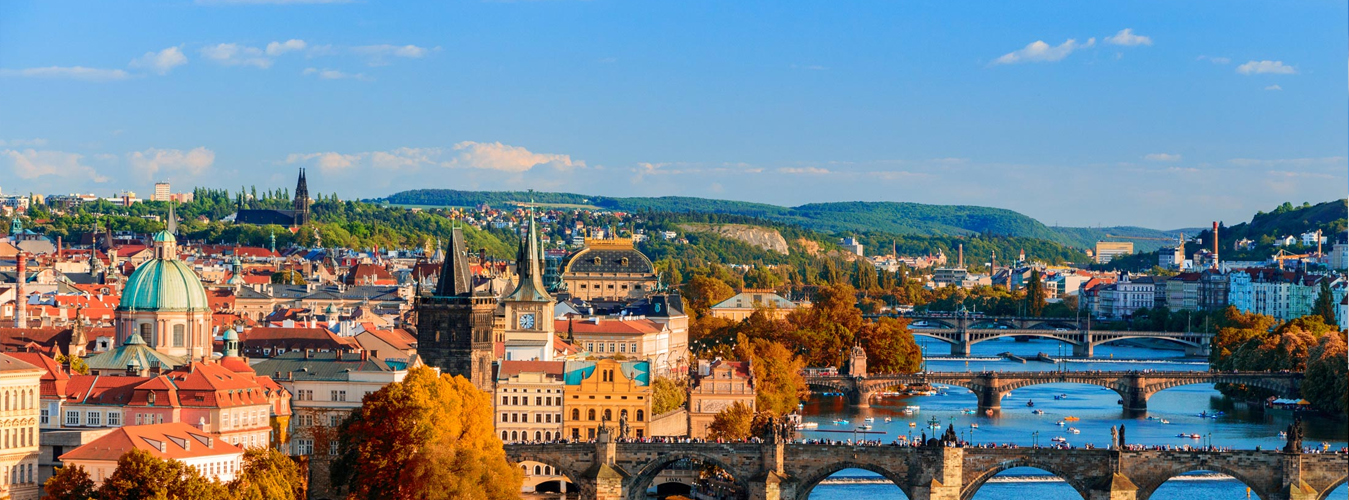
[[799, 338, 1349, 500]]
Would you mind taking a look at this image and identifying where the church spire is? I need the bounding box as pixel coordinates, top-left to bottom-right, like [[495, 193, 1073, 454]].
[[433, 227, 473, 297], [505, 208, 550, 302]]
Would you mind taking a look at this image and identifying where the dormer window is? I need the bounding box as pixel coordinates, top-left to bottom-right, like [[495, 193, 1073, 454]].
[[593, 257, 602, 265]]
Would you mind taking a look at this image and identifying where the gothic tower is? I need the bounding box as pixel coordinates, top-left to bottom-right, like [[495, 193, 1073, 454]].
[[501, 209, 556, 361], [414, 227, 496, 391], [293, 168, 311, 226]]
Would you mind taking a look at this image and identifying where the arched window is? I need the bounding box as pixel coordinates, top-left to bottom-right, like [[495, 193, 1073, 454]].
[[4, 391, 8, 411], [533, 465, 541, 475], [603, 409, 612, 421], [534, 431, 541, 442], [636, 410, 644, 422], [172, 325, 185, 347], [510, 431, 518, 442], [544, 431, 552, 441], [501, 431, 508, 441], [571, 409, 580, 420], [587, 409, 596, 421]]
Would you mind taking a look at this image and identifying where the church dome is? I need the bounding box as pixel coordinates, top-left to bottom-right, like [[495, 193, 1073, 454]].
[[118, 258, 210, 312]]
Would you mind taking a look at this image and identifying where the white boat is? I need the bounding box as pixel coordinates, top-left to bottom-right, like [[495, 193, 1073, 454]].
[[909, 422, 917, 428], [1068, 427, 1080, 434], [884, 417, 893, 423], [1056, 420, 1066, 426], [1031, 409, 1045, 415], [1159, 419, 1170, 424], [832, 419, 849, 425], [904, 405, 921, 411], [864, 417, 875, 422], [970, 423, 979, 429], [796, 422, 819, 430], [1051, 436, 1067, 442], [859, 425, 873, 431]]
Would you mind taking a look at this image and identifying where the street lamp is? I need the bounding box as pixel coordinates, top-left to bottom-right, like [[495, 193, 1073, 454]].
[[1032, 430, 1039, 448]]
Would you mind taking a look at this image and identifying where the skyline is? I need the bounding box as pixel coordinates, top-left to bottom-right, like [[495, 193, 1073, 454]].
[[1, 0, 1346, 230]]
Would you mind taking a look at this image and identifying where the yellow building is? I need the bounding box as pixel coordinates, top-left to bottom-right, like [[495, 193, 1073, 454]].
[[1093, 241, 1135, 264], [0, 354, 42, 500], [563, 359, 651, 440], [708, 290, 798, 322]]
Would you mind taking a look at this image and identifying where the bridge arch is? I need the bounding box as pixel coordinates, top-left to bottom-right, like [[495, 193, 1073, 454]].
[[625, 451, 750, 500], [1089, 334, 1202, 350], [961, 459, 1090, 500], [1134, 466, 1270, 500], [964, 331, 1081, 348], [1142, 377, 1297, 399], [794, 461, 912, 500], [997, 377, 1129, 405], [503, 449, 589, 494], [1317, 475, 1348, 500]]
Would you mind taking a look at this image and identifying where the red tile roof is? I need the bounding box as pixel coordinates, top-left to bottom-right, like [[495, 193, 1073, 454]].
[[58, 422, 242, 462], [7, 351, 69, 398], [554, 318, 664, 336], [496, 360, 565, 380]]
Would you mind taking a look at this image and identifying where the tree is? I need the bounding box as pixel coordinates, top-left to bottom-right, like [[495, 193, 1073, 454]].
[[43, 465, 95, 500], [706, 402, 754, 441], [330, 367, 522, 500], [855, 317, 922, 374], [96, 449, 231, 500], [651, 377, 687, 415], [1312, 279, 1338, 327], [734, 335, 806, 416], [230, 448, 306, 500], [1303, 332, 1348, 416], [682, 276, 736, 319], [54, 354, 89, 375], [1025, 269, 1046, 317]]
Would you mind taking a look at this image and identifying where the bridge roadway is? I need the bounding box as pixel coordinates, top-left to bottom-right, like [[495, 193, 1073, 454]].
[[505, 433, 1347, 500], [874, 314, 1213, 357], [803, 371, 1303, 413]]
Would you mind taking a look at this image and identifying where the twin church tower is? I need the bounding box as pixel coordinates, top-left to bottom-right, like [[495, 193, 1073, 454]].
[[413, 211, 554, 391]]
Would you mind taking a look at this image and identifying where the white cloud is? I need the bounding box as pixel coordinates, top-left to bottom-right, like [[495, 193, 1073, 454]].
[[1144, 153, 1181, 162], [352, 44, 435, 65], [0, 66, 130, 82], [992, 38, 1095, 65], [127, 147, 215, 178], [201, 43, 273, 68], [2, 149, 108, 181], [302, 67, 370, 81], [266, 39, 307, 56], [1197, 55, 1231, 64], [445, 141, 581, 172], [129, 47, 188, 75], [1264, 84, 1283, 91], [286, 152, 364, 173], [1236, 60, 1296, 75], [777, 167, 831, 175], [1105, 29, 1152, 46]]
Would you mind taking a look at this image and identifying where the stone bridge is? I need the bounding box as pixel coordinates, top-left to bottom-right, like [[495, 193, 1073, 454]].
[[876, 314, 1212, 357], [803, 371, 1302, 413], [504, 435, 1347, 500]]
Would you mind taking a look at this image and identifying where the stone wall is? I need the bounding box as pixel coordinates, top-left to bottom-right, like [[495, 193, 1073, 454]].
[[648, 408, 688, 437]]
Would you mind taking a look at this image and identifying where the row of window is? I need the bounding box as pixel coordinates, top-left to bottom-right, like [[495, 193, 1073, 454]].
[[503, 430, 558, 443], [63, 410, 126, 427], [569, 408, 643, 422], [571, 427, 643, 439], [294, 389, 362, 402], [575, 283, 636, 290], [499, 396, 561, 407], [292, 439, 340, 456], [191, 459, 238, 479], [295, 413, 344, 428], [499, 412, 562, 424], [586, 342, 638, 354], [223, 409, 267, 429], [3, 463, 34, 485], [0, 389, 35, 413], [0, 427, 33, 449]]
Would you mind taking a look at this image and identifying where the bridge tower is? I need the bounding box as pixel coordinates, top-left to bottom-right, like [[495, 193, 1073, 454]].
[[586, 426, 626, 500], [847, 343, 867, 377]]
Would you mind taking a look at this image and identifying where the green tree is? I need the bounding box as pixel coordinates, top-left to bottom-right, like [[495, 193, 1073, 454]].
[[682, 275, 736, 319], [229, 447, 306, 500], [96, 449, 231, 500], [1312, 279, 1338, 327], [651, 377, 687, 415], [270, 270, 306, 285], [43, 465, 95, 500], [54, 354, 89, 375], [706, 402, 754, 441], [1025, 269, 1046, 317], [330, 367, 522, 500]]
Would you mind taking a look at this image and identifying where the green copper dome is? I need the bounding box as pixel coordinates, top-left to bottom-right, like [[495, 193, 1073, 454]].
[[152, 230, 175, 243], [118, 258, 210, 312]]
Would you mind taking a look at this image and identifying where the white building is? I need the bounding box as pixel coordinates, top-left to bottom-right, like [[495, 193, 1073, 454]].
[[58, 423, 243, 486]]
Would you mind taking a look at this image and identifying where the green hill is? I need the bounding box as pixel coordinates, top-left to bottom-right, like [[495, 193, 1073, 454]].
[[374, 189, 1189, 250]]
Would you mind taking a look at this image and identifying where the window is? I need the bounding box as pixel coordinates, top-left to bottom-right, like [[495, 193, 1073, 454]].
[[501, 396, 508, 405], [329, 441, 339, 456], [511, 413, 518, 423], [603, 409, 611, 421], [331, 390, 346, 402], [511, 396, 518, 405], [107, 411, 120, 427], [172, 325, 185, 347], [139, 323, 151, 344], [619, 343, 626, 353], [629, 342, 637, 353], [297, 390, 313, 401], [571, 409, 580, 420], [86, 412, 100, 427], [636, 410, 644, 422], [587, 409, 595, 421], [534, 414, 541, 423], [535, 397, 542, 406], [329, 415, 341, 427], [501, 413, 509, 423], [39, 409, 47, 425], [295, 439, 313, 455], [65, 411, 78, 426]]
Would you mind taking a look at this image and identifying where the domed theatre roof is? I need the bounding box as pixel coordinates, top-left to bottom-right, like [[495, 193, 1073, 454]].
[[118, 258, 210, 312], [564, 246, 655, 275]]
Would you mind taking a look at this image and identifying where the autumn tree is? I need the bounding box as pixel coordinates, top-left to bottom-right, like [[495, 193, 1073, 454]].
[[706, 402, 754, 441], [43, 465, 95, 500], [734, 335, 806, 416], [1302, 332, 1348, 415], [651, 377, 688, 415], [330, 367, 522, 500], [855, 317, 922, 374], [230, 447, 306, 500], [682, 275, 736, 319], [96, 449, 231, 500]]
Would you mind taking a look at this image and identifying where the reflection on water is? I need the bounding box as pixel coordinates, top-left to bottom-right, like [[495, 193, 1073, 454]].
[[803, 338, 1349, 500]]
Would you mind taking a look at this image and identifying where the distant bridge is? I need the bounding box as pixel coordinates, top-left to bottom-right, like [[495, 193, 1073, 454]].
[[803, 370, 1302, 412], [505, 432, 1346, 500], [873, 314, 1211, 357]]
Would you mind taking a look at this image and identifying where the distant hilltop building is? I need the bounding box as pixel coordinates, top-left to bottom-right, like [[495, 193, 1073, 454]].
[[1093, 241, 1134, 264], [230, 169, 311, 227]]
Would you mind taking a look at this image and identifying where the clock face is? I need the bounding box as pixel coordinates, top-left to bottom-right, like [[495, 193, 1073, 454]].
[[518, 313, 535, 329]]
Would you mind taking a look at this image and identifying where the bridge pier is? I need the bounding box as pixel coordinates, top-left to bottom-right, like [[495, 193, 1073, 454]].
[[975, 385, 1002, 415], [1072, 342, 1094, 357], [1085, 473, 1139, 500], [950, 341, 970, 357], [1120, 375, 1149, 413], [1184, 344, 1210, 357], [909, 447, 963, 500]]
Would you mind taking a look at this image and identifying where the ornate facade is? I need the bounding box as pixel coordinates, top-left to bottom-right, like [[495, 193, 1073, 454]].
[[560, 236, 658, 301], [502, 211, 555, 362], [115, 215, 212, 361]]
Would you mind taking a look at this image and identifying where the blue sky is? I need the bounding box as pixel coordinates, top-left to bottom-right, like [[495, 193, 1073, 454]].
[[1, 0, 1344, 229]]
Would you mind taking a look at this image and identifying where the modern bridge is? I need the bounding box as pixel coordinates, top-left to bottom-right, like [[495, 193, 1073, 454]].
[[803, 370, 1303, 412], [880, 314, 1212, 357], [504, 431, 1346, 500]]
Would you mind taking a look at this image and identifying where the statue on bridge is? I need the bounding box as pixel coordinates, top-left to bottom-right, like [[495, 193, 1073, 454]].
[[1119, 424, 1125, 448], [1283, 416, 1304, 453], [619, 413, 630, 441], [1110, 426, 1117, 450]]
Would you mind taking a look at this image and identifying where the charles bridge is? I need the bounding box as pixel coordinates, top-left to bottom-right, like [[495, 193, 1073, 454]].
[[803, 370, 1303, 413], [880, 314, 1213, 357], [504, 432, 1347, 500]]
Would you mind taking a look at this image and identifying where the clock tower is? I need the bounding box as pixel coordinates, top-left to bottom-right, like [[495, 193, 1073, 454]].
[[414, 227, 497, 391], [502, 210, 556, 361]]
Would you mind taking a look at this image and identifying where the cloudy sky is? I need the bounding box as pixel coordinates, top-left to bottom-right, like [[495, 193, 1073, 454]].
[[1, 0, 1344, 229]]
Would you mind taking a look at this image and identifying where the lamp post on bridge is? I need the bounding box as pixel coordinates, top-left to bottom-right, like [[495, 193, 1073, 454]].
[[1032, 430, 1040, 448]]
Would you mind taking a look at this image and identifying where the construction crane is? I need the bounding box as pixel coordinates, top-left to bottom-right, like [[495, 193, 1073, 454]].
[[1104, 234, 1185, 242], [1273, 249, 1310, 270]]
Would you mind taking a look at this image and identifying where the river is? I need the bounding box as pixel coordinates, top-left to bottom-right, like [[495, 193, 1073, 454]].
[[798, 338, 1349, 500]]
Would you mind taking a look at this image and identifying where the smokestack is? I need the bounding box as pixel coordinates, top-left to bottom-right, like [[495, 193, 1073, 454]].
[[1212, 221, 1219, 270], [958, 244, 964, 268], [14, 252, 26, 328]]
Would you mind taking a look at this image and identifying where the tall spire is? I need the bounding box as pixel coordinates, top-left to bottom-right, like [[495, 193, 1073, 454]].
[[433, 227, 473, 296], [505, 208, 550, 302], [166, 203, 178, 235]]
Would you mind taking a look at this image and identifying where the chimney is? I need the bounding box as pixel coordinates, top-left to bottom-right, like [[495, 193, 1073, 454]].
[[1212, 221, 1219, 270], [958, 244, 964, 268], [14, 252, 26, 328], [56, 236, 62, 258], [359, 350, 368, 361]]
